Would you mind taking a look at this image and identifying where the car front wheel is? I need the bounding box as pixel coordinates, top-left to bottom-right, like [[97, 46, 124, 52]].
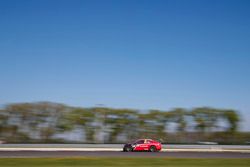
[[149, 146, 156, 152]]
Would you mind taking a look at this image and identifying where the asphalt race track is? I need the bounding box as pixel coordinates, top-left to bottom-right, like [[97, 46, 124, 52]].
[[0, 151, 250, 158]]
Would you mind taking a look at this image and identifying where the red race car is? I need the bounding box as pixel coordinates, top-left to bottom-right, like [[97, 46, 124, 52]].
[[123, 139, 162, 152]]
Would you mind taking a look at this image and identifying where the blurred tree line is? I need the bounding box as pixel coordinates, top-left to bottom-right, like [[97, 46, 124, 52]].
[[0, 102, 249, 144]]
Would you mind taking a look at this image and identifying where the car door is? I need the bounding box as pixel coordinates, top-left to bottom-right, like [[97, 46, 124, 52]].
[[143, 139, 151, 150], [139, 140, 150, 151], [134, 140, 145, 151]]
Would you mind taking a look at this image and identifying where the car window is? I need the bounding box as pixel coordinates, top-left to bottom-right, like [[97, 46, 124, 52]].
[[135, 140, 144, 144]]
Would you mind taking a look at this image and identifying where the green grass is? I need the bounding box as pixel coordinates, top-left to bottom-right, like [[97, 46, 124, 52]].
[[0, 158, 249, 167]]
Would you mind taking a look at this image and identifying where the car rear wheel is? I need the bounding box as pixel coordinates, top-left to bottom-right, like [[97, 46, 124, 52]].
[[124, 146, 132, 152], [149, 146, 156, 152]]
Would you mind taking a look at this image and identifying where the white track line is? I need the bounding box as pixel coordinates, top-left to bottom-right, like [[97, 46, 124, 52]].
[[0, 148, 250, 153], [0, 148, 121, 151]]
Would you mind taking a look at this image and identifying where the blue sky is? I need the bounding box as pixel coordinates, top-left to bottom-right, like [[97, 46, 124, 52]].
[[0, 0, 250, 130]]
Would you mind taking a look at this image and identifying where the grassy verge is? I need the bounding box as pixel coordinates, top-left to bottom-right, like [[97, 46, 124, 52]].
[[0, 158, 250, 167]]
